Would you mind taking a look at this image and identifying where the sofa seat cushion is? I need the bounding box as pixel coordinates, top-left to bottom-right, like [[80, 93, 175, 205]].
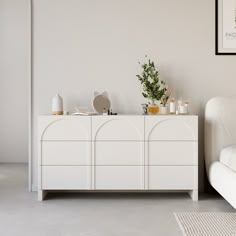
[[220, 145, 236, 172]]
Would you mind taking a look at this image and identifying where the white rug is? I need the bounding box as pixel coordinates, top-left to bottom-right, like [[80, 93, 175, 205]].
[[174, 212, 236, 236]]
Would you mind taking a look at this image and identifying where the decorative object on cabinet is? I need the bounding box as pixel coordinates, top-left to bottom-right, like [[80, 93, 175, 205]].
[[169, 98, 176, 114], [52, 94, 63, 115], [93, 91, 111, 114], [159, 105, 168, 115], [177, 98, 189, 115], [147, 104, 159, 115], [72, 106, 98, 116], [107, 108, 117, 115], [136, 57, 168, 115], [38, 115, 198, 201], [141, 103, 148, 115], [184, 101, 190, 114], [160, 86, 172, 115]]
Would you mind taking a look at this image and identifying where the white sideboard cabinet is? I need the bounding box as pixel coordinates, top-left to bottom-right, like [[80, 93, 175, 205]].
[[38, 115, 198, 201]]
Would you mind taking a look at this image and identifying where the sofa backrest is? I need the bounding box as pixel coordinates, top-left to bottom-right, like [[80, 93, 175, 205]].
[[205, 97, 236, 175]]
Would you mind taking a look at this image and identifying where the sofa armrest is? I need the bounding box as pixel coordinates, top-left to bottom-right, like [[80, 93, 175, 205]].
[[205, 97, 236, 177]]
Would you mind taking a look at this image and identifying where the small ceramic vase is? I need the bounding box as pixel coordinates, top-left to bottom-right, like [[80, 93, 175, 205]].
[[52, 94, 63, 115]]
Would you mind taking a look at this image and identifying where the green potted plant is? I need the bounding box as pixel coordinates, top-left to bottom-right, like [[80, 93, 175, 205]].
[[159, 86, 172, 114], [136, 58, 167, 115]]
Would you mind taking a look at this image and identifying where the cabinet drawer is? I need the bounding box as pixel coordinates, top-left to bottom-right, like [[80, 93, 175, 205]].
[[40, 117, 91, 141], [92, 116, 144, 141], [145, 116, 198, 141], [95, 166, 144, 190], [42, 141, 91, 165], [148, 141, 197, 165], [42, 166, 91, 190], [148, 166, 197, 190], [95, 141, 144, 165]]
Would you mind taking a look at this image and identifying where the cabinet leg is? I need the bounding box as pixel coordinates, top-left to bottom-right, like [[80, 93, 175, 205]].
[[38, 190, 47, 201], [189, 190, 198, 201]]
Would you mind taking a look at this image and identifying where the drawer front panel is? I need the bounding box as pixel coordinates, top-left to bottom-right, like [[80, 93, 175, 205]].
[[95, 166, 144, 190], [41, 117, 91, 141], [42, 141, 91, 165], [92, 116, 144, 141], [42, 166, 91, 190], [145, 116, 198, 141], [148, 141, 197, 165], [148, 166, 197, 190], [95, 141, 144, 165]]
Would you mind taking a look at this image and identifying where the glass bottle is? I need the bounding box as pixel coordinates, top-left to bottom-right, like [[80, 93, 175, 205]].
[[169, 98, 176, 114]]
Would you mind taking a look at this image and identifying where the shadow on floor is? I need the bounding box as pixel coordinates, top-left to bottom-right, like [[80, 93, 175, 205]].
[[45, 191, 222, 201]]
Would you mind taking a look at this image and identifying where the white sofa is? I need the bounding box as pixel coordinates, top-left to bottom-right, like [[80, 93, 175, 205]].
[[205, 97, 236, 209]]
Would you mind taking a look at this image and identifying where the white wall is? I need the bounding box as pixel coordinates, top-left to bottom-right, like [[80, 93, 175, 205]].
[[0, 0, 30, 163], [31, 0, 236, 190]]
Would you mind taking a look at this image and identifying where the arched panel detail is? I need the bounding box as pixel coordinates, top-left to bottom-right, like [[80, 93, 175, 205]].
[[41, 119, 90, 140], [148, 119, 196, 141], [40, 119, 62, 140], [94, 119, 143, 141]]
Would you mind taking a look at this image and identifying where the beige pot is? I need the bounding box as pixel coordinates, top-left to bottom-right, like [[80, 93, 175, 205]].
[[159, 105, 168, 115]]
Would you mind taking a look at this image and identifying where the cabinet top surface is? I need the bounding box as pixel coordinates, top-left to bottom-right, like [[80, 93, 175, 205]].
[[39, 114, 198, 117]]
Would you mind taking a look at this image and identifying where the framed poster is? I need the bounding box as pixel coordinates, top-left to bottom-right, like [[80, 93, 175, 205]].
[[216, 0, 236, 55]]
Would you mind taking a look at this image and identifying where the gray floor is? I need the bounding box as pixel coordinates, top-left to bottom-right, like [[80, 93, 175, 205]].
[[0, 164, 234, 236]]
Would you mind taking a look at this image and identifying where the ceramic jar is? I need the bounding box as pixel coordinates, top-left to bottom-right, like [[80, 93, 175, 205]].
[[52, 94, 63, 115], [159, 105, 168, 115]]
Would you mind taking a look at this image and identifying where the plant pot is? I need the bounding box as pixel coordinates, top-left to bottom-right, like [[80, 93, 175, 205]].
[[159, 105, 168, 115], [148, 104, 159, 115]]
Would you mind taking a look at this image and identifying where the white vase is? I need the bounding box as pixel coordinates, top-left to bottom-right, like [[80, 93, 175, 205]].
[[52, 94, 63, 115], [159, 105, 168, 115]]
